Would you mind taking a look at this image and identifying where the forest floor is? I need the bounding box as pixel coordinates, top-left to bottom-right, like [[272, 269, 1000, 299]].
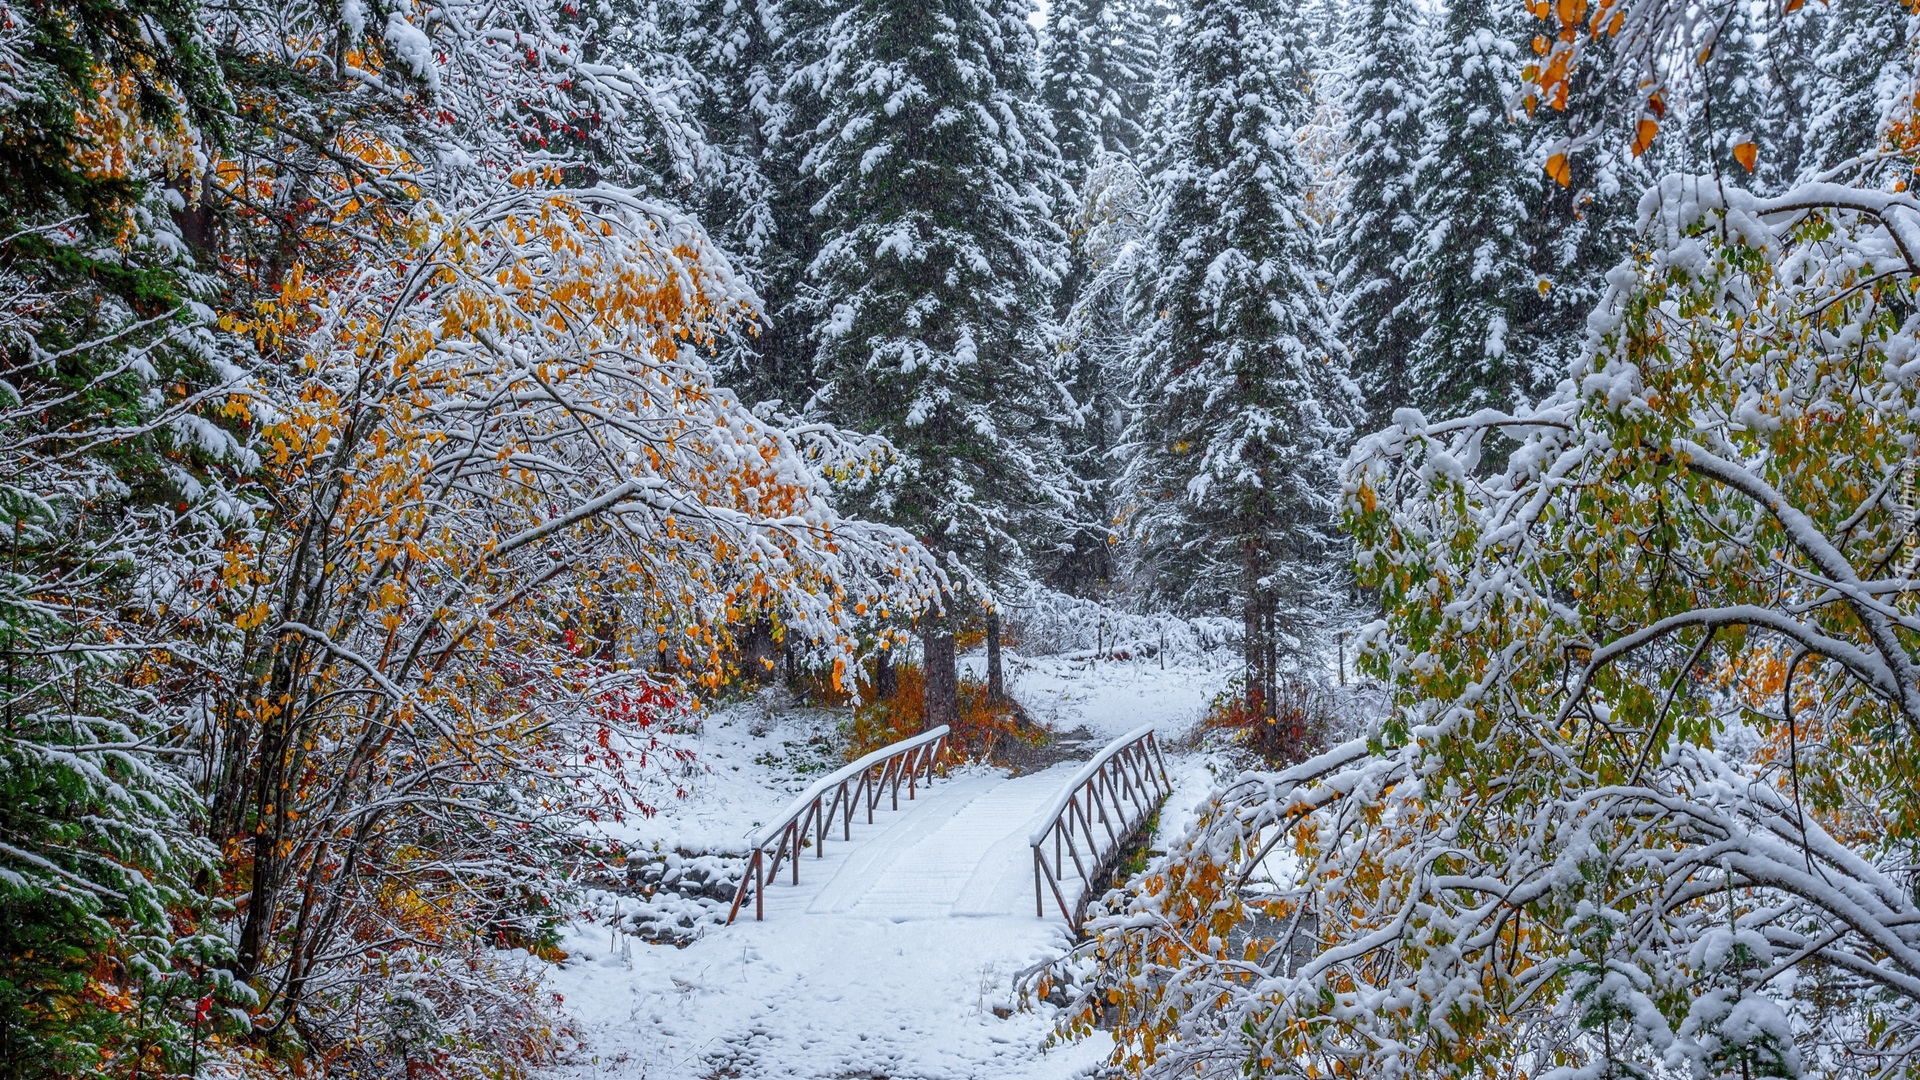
[[538, 648, 1231, 1079]]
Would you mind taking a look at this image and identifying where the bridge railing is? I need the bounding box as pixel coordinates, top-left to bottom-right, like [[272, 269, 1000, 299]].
[[1029, 725, 1171, 927], [726, 724, 951, 922]]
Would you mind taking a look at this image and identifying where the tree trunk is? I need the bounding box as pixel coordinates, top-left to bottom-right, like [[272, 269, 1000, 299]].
[[1243, 544, 1267, 722], [986, 610, 1005, 701], [1264, 602, 1279, 720], [873, 642, 897, 702], [744, 616, 776, 680], [922, 620, 959, 732]]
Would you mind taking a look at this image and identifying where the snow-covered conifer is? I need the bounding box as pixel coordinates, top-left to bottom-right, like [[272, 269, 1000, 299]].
[[1683, 4, 1776, 185], [799, 0, 1070, 721], [1124, 0, 1356, 725], [1805, 0, 1915, 180], [1044, 0, 1164, 595], [665, 0, 790, 393], [1044, 0, 1160, 182], [1409, 0, 1543, 416], [1521, 29, 1649, 384], [1329, 0, 1429, 427]]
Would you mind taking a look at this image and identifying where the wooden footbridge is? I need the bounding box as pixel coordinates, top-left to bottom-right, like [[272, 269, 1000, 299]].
[[727, 724, 1173, 931]]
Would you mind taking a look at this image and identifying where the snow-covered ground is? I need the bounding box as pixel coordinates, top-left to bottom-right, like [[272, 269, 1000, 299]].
[[540, 648, 1233, 1080], [963, 648, 1233, 742]]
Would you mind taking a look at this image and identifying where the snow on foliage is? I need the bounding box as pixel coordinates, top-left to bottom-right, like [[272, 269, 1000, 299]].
[[1073, 98, 1920, 1080], [0, 0, 944, 1069]]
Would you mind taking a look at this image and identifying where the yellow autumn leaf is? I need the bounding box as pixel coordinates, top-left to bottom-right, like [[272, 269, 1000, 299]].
[[1545, 152, 1572, 187], [1631, 117, 1659, 157]]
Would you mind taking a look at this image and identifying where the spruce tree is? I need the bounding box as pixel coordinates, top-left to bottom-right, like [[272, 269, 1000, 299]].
[[1806, 0, 1914, 180], [799, 0, 1068, 724], [1044, 0, 1161, 185], [1520, 30, 1648, 384], [0, 0, 232, 1069], [1761, 0, 1825, 186], [731, 0, 843, 411], [1043, 0, 1163, 596], [1684, 4, 1777, 187], [1124, 0, 1355, 730], [1329, 0, 1429, 429], [672, 0, 790, 394], [1408, 0, 1542, 417]]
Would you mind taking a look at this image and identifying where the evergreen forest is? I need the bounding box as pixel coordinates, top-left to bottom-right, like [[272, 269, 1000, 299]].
[[1, 0, 1917, 1074]]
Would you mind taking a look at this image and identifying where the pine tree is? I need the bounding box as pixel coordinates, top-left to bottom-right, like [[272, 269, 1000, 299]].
[[1125, 0, 1355, 729], [1044, 0, 1161, 185], [1043, 0, 1163, 596], [1408, 0, 1542, 417], [1760, 0, 1825, 186], [799, 0, 1068, 724], [0, 0, 234, 1071], [723, 0, 842, 410], [1520, 30, 1648, 385], [1805, 0, 1914, 181], [670, 0, 790, 395], [1684, 4, 1776, 186], [674, 0, 780, 275], [1329, 0, 1428, 429]]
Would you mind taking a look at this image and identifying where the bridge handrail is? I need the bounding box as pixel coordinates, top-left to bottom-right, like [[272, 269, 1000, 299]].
[[726, 724, 951, 923], [1029, 725, 1172, 927], [1027, 723, 1157, 846], [755, 725, 949, 847]]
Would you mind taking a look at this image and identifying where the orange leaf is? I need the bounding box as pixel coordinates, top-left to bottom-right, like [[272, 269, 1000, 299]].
[[1631, 117, 1659, 156], [1732, 141, 1758, 172], [1783, 0, 1806, 11], [1545, 153, 1572, 187]]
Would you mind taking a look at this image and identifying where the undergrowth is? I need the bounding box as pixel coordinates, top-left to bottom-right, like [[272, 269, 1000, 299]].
[[1201, 675, 1338, 767], [844, 662, 1039, 762]]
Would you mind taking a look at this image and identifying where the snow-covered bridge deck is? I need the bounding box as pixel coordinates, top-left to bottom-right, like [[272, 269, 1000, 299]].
[[784, 763, 1078, 919]]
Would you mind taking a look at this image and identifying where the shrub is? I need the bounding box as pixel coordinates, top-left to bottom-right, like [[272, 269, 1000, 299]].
[[845, 663, 1034, 762], [1199, 675, 1332, 767]]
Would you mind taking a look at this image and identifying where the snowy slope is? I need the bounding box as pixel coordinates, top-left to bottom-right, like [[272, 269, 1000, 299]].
[[962, 647, 1228, 741]]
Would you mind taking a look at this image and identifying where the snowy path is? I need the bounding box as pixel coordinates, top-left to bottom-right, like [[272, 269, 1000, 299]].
[[548, 762, 1113, 1079]]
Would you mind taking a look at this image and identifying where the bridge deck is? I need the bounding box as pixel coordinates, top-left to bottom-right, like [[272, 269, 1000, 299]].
[[776, 762, 1084, 919]]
